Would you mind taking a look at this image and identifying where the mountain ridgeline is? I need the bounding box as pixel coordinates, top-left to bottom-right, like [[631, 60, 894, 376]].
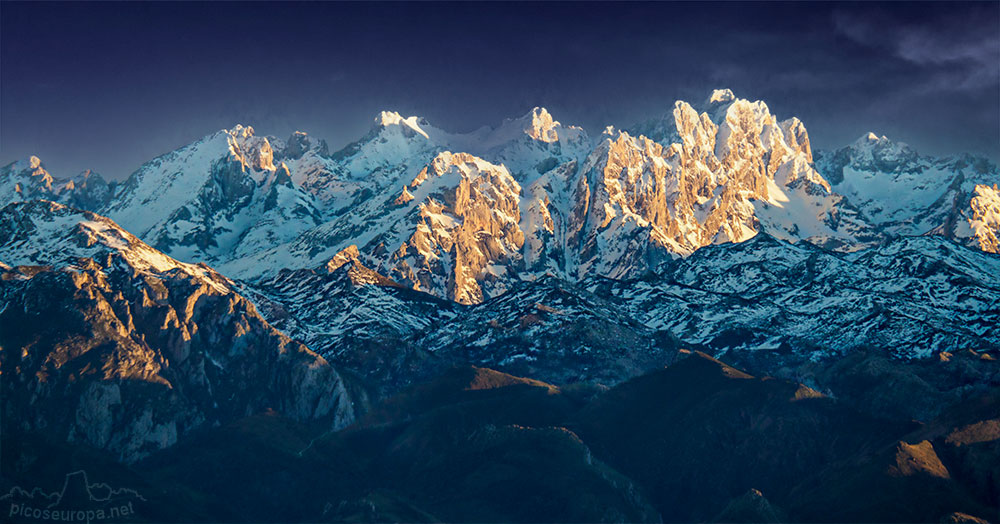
[[4, 89, 998, 304], [2, 89, 998, 523]]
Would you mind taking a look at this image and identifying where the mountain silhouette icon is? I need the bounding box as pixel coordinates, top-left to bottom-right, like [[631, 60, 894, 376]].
[[3, 469, 145, 523], [51, 471, 95, 508]]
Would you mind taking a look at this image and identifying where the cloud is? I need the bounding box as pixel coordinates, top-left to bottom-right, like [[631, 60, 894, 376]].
[[832, 6, 999, 92]]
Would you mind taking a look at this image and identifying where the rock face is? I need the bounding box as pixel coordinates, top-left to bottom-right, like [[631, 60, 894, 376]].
[[0, 201, 355, 463], [386, 152, 526, 304], [968, 183, 1000, 253], [4, 89, 995, 305]]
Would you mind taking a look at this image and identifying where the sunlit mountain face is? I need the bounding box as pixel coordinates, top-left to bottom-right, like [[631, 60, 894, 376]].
[[2, 2, 998, 523]]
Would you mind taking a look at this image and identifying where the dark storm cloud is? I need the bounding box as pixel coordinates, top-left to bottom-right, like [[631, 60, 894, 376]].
[[1, 1, 997, 180], [832, 4, 999, 92]]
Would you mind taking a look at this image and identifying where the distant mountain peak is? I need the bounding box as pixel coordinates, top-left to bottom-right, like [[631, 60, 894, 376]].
[[281, 130, 329, 159], [840, 131, 918, 168], [855, 131, 893, 146]]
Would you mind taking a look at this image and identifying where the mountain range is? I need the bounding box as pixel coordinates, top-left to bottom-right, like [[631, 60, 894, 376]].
[[4, 89, 998, 302], [2, 89, 998, 523]]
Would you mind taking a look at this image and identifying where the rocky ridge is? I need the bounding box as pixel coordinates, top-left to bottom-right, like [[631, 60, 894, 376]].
[[0, 201, 356, 463]]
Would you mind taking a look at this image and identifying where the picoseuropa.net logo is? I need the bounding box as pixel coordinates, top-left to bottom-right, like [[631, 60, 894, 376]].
[[2, 470, 145, 523]]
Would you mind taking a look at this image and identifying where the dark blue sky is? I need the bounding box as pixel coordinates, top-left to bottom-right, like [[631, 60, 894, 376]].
[[2, 1, 998, 180]]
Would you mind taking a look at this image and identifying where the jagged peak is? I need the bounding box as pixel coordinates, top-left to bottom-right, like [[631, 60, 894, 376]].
[[524, 106, 559, 143], [226, 124, 256, 139], [462, 107, 587, 154], [700, 90, 776, 129], [188, 124, 263, 157], [707, 88, 736, 105], [204, 125, 277, 173]]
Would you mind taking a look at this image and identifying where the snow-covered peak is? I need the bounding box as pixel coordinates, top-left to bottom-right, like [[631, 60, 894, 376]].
[[811, 128, 998, 253], [458, 107, 586, 150], [443, 107, 591, 183], [412, 151, 520, 191], [837, 132, 919, 173], [854, 131, 892, 147], [376, 111, 430, 139], [100, 121, 325, 269], [848, 132, 911, 155]]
